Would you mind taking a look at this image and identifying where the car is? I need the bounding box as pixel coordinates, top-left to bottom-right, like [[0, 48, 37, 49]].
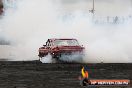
[[38, 38, 85, 62]]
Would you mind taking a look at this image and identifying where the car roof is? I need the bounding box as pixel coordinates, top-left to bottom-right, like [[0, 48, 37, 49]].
[[48, 38, 77, 41]]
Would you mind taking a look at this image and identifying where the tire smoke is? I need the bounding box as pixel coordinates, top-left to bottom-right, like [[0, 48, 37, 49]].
[[0, 0, 132, 63], [40, 53, 54, 63], [59, 53, 84, 63]]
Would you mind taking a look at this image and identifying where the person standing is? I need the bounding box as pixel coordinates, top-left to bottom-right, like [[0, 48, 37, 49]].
[[80, 66, 91, 86]]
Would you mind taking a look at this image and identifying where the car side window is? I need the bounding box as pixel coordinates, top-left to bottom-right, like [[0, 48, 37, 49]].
[[49, 42, 53, 47], [46, 40, 53, 47], [47, 41, 51, 47], [51, 42, 53, 46], [48, 42, 50, 47], [46, 41, 49, 47], [49, 42, 51, 47], [48, 42, 51, 47]]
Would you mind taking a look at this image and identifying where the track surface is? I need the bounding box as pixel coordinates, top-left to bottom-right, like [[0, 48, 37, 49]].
[[0, 61, 131, 88]]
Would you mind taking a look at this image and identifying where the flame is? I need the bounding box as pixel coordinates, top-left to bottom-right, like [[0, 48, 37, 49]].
[[81, 67, 89, 78]]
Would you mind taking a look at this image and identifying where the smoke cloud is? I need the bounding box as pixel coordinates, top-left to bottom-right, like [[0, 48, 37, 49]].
[[0, 0, 132, 63], [40, 53, 54, 63]]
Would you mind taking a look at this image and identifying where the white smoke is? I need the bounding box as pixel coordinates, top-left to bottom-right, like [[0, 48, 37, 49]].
[[40, 53, 54, 63], [59, 52, 85, 63], [0, 0, 132, 63]]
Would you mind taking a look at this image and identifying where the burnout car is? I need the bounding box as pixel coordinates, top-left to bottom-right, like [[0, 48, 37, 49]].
[[38, 38, 85, 62]]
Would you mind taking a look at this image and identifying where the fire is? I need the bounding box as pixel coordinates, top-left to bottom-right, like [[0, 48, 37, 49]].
[[81, 67, 89, 78]]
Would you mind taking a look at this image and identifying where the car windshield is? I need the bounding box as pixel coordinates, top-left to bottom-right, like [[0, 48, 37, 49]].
[[54, 39, 79, 46]]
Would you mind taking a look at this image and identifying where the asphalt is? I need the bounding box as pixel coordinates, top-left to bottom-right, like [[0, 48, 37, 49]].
[[0, 61, 131, 88]]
